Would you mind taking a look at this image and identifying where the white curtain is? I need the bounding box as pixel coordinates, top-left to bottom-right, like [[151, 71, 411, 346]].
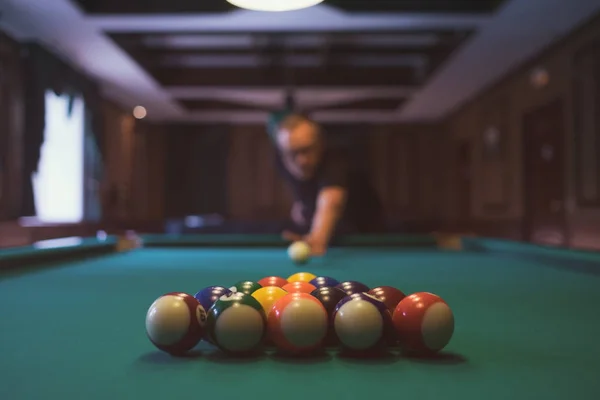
[[32, 91, 85, 223]]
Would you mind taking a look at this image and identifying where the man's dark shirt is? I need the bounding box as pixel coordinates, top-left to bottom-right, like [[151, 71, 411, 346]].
[[275, 147, 384, 233]]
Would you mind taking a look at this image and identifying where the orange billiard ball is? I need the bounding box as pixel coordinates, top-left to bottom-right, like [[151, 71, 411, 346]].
[[282, 281, 317, 294], [268, 292, 328, 354]]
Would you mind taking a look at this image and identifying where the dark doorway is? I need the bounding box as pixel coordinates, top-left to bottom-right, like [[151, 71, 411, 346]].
[[522, 99, 568, 246]]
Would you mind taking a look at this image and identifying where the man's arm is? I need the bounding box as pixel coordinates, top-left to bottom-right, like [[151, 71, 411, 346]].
[[308, 186, 347, 254]]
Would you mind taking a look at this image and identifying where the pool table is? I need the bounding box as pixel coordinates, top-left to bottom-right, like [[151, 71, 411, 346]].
[[1, 233, 600, 400]]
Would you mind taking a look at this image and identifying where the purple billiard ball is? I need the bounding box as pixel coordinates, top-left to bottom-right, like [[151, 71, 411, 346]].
[[335, 281, 370, 296], [194, 286, 232, 312], [333, 293, 395, 351], [309, 276, 340, 289]]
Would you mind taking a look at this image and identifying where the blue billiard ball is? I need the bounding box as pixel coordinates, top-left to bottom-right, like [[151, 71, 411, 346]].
[[309, 276, 340, 289], [194, 286, 232, 312], [333, 293, 395, 351], [335, 281, 370, 296]]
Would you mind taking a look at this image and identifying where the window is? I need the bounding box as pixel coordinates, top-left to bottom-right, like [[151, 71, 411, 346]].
[[31, 91, 85, 223]]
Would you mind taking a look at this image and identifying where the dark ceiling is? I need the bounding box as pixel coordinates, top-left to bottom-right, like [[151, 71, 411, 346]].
[[73, 0, 505, 14], [71, 0, 507, 115]]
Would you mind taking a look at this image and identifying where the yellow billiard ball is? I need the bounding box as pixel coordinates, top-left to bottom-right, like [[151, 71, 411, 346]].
[[251, 286, 288, 316], [287, 271, 317, 283]]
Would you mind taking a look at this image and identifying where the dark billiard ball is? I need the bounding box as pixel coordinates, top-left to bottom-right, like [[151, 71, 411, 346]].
[[206, 292, 266, 354], [335, 281, 370, 296], [333, 293, 395, 352], [145, 292, 207, 356], [230, 280, 262, 295], [309, 276, 340, 289], [310, 286, 347, 345], [367, 286, 406, 315], [194, 286, 232, 312]]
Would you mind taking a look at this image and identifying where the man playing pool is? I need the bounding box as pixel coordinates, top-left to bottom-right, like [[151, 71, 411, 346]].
[[271, 113, 384, 255]]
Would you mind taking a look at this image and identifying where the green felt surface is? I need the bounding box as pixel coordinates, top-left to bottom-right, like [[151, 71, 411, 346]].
[[1, 242, 600, 399], [141, 233, 437, 247]]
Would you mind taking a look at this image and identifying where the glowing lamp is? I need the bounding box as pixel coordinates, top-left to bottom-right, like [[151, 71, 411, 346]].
[[226, 0, 324, 12]]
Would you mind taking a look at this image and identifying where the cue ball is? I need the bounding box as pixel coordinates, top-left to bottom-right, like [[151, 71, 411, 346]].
[[145, 292, 207, 355], [205, 292, 266, 354], [392, 292, 454, 355], [333, 293, 394, 351], [288, 241, 311, 264], [268, 292, 328, 354]]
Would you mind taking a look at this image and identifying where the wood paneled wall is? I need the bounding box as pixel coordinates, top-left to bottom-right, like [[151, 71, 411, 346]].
[[0, 32, 24, 222], [224, 123, 446, 226], [101, 102, 165, 223], [369, 124, 447, 224], [227, 125, 293, 221], [443, 12, 600, 249]]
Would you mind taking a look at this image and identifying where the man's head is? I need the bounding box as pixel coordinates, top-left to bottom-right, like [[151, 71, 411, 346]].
[[276, 114, 324, 180]]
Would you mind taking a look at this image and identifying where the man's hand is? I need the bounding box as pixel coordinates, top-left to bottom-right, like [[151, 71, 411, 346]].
[[282, 230, 327, 256]]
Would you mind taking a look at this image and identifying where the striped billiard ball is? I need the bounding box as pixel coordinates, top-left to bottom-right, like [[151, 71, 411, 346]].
[[392, 292, 454, 355], [145, 292, 207, 356], [206, 292, 266, 354], [333, 293, 395, 351], [268, 292, 328, 354]]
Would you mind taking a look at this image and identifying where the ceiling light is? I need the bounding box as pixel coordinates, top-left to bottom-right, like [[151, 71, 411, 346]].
[[226, 0, 324, 12]]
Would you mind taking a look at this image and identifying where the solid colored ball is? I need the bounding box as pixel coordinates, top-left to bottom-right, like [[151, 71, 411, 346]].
[[287, 271, 317, 283], [392, 292, 454, 355], [310, 286, 347, 344], [367, 286, 406, 314], [145, 292, 207, 355], [268, 292, 328, 354], [336, 281, 370, 296], [194, 286, 232, 312], [206, 292, 266, 353], [258, 276, 288, 288], [282, 281, 317, 294], [230, 280, 262, 295], [251, 286, 288, 316], [288, 241, 311, 264], [333, 293, 394, 351], [310, 276, 340, 288]]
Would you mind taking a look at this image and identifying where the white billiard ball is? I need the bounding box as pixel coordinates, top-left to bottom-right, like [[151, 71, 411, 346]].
[[288, 241, 311, 264]]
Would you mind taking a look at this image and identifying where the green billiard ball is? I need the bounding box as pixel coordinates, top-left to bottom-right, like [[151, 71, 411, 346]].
[[230, 280, 262, 295], [206, 292, 266, 353]]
